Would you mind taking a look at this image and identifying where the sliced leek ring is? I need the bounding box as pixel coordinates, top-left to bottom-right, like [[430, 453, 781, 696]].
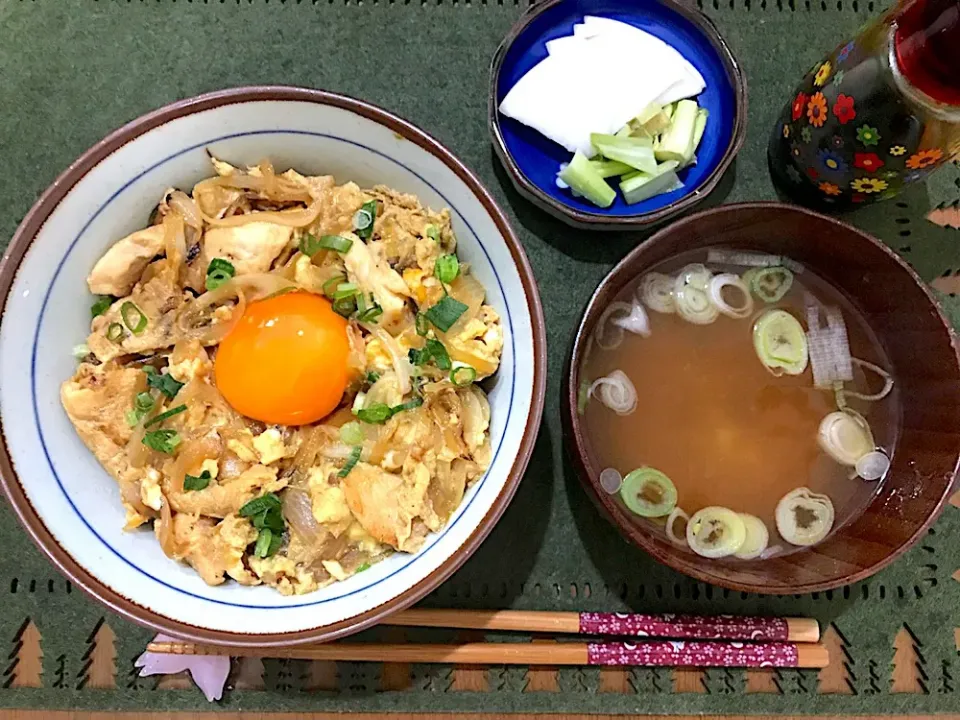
[[620, 467, 677, 518], [686, 506, 747, 558], [676, 263, 712, 292], [753, 309, 808, 375], [733, 513, 770, 560], [775, 487, 834, 546], [708, 273, 754, 319], [639, 273, 676, 314], [665, 507, 690, 546], [818, 410, 874, 466]]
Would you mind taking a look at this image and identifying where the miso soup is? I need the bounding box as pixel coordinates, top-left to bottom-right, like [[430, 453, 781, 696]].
[[581, 247, 900, 560]]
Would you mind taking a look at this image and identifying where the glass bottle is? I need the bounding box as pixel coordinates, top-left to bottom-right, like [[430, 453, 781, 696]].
[[768, 0, 960, 211]]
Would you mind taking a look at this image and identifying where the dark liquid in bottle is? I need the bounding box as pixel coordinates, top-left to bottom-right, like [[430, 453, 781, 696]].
[[895, 0, 960, 106], [768, 0, 960, 211]]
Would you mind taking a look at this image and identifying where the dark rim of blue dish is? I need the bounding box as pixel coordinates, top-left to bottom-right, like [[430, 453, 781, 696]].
[[488, 0, 748, 230]]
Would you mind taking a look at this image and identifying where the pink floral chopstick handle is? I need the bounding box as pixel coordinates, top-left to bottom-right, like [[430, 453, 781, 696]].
[[586, 640, 799, 667], [579, 612, 789, 641]]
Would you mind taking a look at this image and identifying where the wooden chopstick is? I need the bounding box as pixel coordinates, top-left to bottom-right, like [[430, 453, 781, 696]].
[[385, 609, 820, 643], [148, 639, 829, 668]]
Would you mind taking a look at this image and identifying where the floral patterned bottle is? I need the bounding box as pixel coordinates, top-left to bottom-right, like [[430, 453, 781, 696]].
[[768, 0, 960, 210]]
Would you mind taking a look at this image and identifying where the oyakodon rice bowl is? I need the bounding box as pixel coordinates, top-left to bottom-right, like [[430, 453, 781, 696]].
[[0, 87, 546, 646]]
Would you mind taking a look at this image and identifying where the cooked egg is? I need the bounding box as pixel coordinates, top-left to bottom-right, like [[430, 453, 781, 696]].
[[215, 292, 349, 425]]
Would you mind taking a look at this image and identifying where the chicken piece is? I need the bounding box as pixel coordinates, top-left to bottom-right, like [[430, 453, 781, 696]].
[[87, 225, 166, 297], [340, 462, 432, 552], [166, 464, 287, 518], [202, 222, 293, 276], [292, 254, 343, 294], [87, 262, 184, 362], [170, 513, 260, 586], [311, 180, 367, 237], [369, 186, 456, 272], [343, 235, 411, 332], [60, 363, 144, 482], [249, 554, 322, 596]]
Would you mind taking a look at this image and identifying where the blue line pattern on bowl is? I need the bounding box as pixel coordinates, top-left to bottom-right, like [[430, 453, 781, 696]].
[[494, 0, 737, 217], [30, 129, 516, 610]]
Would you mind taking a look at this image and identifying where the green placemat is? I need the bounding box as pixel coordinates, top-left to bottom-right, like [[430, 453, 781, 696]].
[[1, 0, 958, 714]]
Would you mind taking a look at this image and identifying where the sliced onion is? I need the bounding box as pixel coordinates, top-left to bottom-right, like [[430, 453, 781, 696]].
[[374, 327, 412, 395], [665, 507, 690, 546], [639, 273, 676, 314], [320, 442, 358, 460], [588, 370, 637, 416], [845, 357, 894, 401], [818, 410, 875, 466], [599, 468, 623, 494], [166, 189, 204, 230], [594, 301, 633, 350], [760, 544, 783, 560], [708, 273, 754, 319], [856, 450, 890, 481], [686, 506, 746, 558], [676, 264, 712, 291], [733, 514, 769, 559], [611, 301, 651, 337], [674, 266, 718, 325], [776, 487, 834, 546], [283, 487, 322, 546]]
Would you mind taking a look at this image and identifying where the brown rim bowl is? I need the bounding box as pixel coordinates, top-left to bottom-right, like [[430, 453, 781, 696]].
[[0, 86, 547, 646], [563, 202, 960, 594]]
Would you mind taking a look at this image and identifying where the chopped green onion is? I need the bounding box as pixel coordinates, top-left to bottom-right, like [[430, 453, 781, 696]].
[[358, 304, 383, 323], [339, 421, 364, 446], [450, 365, 477, 386], [338, 445, 362, 478], [357, 402, 393, 424], [322, 275, 345, 299], [142, 429, 180, 454], [434, 255, 460, 284], [352, 209, 373, 231], [355, 562, 371, 573], [332, 296, 357, 318], [365, 371, 381, 384], [143, 404, 187, 428], [424, 296, 468, 332], [333, 282, 359, 300], [750, 266, 794, 303], [303, 233, 354, 255], [120, 301, 148, 335], [424, 225, 439, 242], [355, 201, 377, 241], [90, 296, 113, 318], [239, 493, 282, 518], [253, 528, 276, 558], [391, 396, 424, 414], [135, 391, 155, 413], [183, 470, 211, 492], [409, 338, 451, 370], [145, 370, 184, 399], [415, 313, 429, 337], [125, 410, 140, 427], [252, 505, 285, 533], [72, 344, 91, 360], [206, 258, 235, 290], [106, 322, 124, 343]]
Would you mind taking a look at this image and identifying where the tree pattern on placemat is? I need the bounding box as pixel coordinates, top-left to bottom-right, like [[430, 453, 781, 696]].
[[77, 619, 116, 689], [487, 665, 527, 692], [891, 625, 927, 693], [51, 654, 67, 690], [3, 619, 42, 689], [818, 623, 855, 694], [338, 661, 381, 694], [630, 667, 666, 694], [264, 658, 302, 693], [705, 667, 743, 694]]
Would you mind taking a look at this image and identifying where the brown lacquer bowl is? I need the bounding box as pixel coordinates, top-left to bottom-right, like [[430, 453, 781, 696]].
[[563, 202, 960, 593]]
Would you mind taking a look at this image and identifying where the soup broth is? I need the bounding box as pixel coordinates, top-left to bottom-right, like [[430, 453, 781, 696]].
[[581, 247, 900, 559]]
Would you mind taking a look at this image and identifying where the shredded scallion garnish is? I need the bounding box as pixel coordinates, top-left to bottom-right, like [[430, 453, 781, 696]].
[[352, 209, 373, 232], [424, 225, 439, 242], [424, 296, 468, 332], [450, 365, 477, 386], [409, 338, 451, 370], [206, 258, 235, 290], [333, 282, 359, 300], [239, 493, 282, 518], [120, 301, 148, 335], [339, 421, 364, 446], [143, 404, 187, 428], [415, 313, 429, 337], [145, 369, 184, 399], [142, 429, 180, 454], [434, 254, 460, 284], [90, 296, 113, 318], [106, 322, 124, 343], [303, 233, 354, 255], [356, 396, 424, 424], [357, 304, 383, 323], [332, 296, 357, 318], [183, 470, 212, 492], [338, 446, 363, 478], [323, 275, 345, 299], [355, 200, 377, 241]]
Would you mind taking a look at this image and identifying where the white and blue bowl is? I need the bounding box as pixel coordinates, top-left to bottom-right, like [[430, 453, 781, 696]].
[[0, 87, 547, 647], [490, 0, 747, 230]]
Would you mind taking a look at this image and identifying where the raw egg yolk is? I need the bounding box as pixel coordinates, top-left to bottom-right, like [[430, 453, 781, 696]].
[[215, 291, 350, 426]]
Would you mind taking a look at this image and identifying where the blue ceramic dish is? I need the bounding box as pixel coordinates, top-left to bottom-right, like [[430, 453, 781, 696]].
[[489, 0, 746, 230]]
